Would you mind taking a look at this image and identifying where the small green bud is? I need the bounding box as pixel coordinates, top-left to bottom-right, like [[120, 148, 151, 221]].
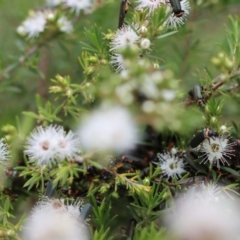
[[100, 59, 108, 65], [88, 56, 98, 64], [85, 82, 91, 88], [1, 124, 16, 133], [218, 52, 225, 58], [49, 86, 62, 93], [105, 32, 115, 40], [6, 230, 15, 236], [162, 191, 169, 199], [66, 89, 73, 97], [143, 177, 150, 185], [225, 58, 233, 69], [211, 57, 220, 66], [205, 105, 209, 113], [210, 116, 217, 124], [85, 66, 94, 75]]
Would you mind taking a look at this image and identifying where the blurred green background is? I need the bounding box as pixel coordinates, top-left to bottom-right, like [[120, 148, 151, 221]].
[[0, 0, 240, 130]]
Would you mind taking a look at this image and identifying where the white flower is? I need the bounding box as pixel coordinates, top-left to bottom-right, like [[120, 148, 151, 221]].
[[199, 135, 235, 169], [78, 106, 139, 153], [164, 0, 190, 29], [23, 198, 89, 240], [110, 25, 140, 52], [0, 139, 10, 170], [46, 0, 63, 6], [0, 139, 10, 162], [17, 11, 47, 39], [24, 125, 81, 166], [110, 53, 126, 72], [64, 0, 93, 15], [57, 16, 73, 33], [136, 0, 164, 13], [165, 184, 240, 240], [156, 152, 185, 179]]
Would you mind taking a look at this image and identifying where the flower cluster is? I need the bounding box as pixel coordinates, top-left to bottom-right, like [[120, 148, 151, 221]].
[[110, 66, 181, 130], [24, 125, 81, 166], [78, 105, 139, 153], [17, 9, 73, 39], [46, 0, 94, 15], [23, 198, 89, 240], [155, 151, 186, 179], [135, 0, 190, 29], [109, 0, 190, 71]]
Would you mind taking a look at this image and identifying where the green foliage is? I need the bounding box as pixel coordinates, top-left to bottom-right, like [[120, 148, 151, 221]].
[[133, 223, 173, 240], [90, 197, 117, 240], [129, 183, 168, 225]]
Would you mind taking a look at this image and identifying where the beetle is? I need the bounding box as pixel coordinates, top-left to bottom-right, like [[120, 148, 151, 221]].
[[188, 85, 205, 108], [189, 128, 218, 149], [118, 0, 130, 29], [78, 203, 92, 222], [192, 85, 205, 108], [169, 0, 184, 17]]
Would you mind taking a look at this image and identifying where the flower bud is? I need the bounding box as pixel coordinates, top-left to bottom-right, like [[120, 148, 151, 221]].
[[140, 38, 151, 49]]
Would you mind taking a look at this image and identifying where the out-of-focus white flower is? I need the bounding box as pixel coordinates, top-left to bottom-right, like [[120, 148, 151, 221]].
[[161, 89, 176, 101], [78, 106, 139, 153], [17, 11, 47, 38], [164, 0, 190, 29], [165, 183, 240, 240], [110, 53, 126, 72], [23, 198, 89, 240], [24, 125, 81, 166], [57, 16, 73, 33], [46, 0, 63, 6], [0, 139, 10, 170], [64, 0, 93, 15], [135, 0, 164, 13], [142, 100, 156, 113], [199, 135, 235, 169], [156, 152, 185, 179], [110, 25, 140, 52], [196, 182, 220, 203], [140, 79, 159, 99], [0, 139, 10, 163]]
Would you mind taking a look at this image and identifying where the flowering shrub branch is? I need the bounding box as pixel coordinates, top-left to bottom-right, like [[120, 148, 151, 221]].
[[1, 0, 240, 240]]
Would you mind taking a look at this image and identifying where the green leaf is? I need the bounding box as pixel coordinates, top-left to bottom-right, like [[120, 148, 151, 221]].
[[221, 166, 240, 177]]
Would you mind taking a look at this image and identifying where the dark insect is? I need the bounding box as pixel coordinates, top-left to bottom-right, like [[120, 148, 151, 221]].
[[189, 128, 218, 149], [118, 0, 130, 29], [78, 203, 92, 222], [169, 0, 184, 17], [192, 85, 205, 108], [45, 180, 56, 197]]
